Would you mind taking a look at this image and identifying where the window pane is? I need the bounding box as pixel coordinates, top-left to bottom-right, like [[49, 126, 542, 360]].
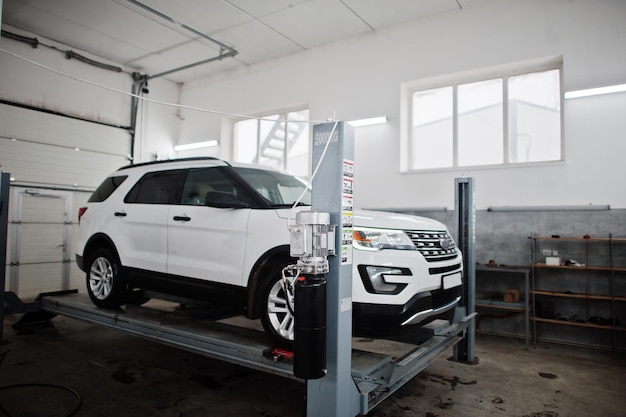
[[181, 168, 235, 205], [234, 119, 258, 163], [508, 69, 561, 163], [286, 109, 310, 177], [234, 167, 311, 206], [411, 86, 453, 169], [88, 176, 127, 202], [125, 170, 186, 205], [259, 114, 284, 169], [458, 78, 503, 166]]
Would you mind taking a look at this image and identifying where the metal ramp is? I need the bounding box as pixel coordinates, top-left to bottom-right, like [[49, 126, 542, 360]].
[[4, 291, 473, 415]]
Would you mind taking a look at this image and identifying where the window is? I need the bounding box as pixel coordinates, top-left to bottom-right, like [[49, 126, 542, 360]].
[[125, 170, 186, 205], [88, 176, 127, 202], [180, 168, 236, 205], [234, 109, 310, 177], [233, 166, 311, 207], [404, 60, 562, 171]]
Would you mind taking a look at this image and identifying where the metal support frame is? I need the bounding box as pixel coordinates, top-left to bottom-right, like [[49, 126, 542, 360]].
[[453, 177, 477, 363], [37, 293, 297, 377], [307, 121, 357, 416], [5, 289, 473, 416], [0, 172, 10, 342]]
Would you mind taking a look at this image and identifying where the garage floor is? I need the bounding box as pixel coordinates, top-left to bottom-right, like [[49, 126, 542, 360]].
[[1, 308, 625, 417]]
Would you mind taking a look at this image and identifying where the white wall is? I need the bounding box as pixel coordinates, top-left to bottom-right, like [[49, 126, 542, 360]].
[[134, 78, 182, 162], [176, 0, 626, 210]]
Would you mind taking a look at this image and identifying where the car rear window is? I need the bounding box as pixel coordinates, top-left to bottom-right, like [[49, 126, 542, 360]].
[[88, 176, 128, 202]]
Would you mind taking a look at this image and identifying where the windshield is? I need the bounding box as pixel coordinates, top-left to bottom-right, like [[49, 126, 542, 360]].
[[233, 167, 311, 207]]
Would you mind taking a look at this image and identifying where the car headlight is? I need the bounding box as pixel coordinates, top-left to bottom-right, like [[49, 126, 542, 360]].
[[352, 227, 416, 251]]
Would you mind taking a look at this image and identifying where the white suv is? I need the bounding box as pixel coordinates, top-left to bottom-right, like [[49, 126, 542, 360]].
[[76, 157, 463, 347]]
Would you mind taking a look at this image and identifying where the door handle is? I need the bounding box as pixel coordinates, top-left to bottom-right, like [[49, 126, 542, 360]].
[[114, 211, 127, 217], [173, 215, 191, 222]]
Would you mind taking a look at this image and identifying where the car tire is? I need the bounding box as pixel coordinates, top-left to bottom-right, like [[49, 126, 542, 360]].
[[126, 288, 150, 306], [260, 262, 296, 350], [86, 248, 128, 308]]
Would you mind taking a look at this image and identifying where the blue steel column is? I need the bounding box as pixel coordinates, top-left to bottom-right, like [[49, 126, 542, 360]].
[[453, 177, 476, 363], [307, 122, 358, 417], [0, 172, 10, 343]]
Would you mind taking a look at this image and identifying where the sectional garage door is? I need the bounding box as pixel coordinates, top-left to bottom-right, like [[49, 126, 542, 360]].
[[1, 102, 131, 299]]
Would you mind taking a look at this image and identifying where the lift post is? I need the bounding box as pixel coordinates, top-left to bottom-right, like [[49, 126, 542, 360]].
[[306, 121, 358, 416], [453, 177, 476, 363], [0, 172, 9, 343]]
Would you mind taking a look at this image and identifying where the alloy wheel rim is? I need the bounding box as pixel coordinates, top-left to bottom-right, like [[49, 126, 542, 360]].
[[89, 257, 113, 300], [267, 276, 296, 341]]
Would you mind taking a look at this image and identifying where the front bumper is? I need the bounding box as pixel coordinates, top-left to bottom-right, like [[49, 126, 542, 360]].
[[353, 285, 462, 329]]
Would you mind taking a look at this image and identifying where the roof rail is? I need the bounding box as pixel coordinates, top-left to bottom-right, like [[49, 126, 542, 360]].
[[117, 157, 228, 171]]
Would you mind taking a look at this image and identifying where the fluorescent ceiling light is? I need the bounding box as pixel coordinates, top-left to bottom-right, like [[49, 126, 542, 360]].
[[347, 116, 388, 127], [564, 84, 626, 99], [174, 140, 218, 151]]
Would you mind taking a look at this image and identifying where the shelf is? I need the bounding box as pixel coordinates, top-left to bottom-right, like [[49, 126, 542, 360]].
[[530, 232, 626, 351], [476, 299, 527, 312], [475, 264, 530, 348], [531, 317, 626, 332], [531, 290, 626, 302], [531, 236, 626, 243], [531, 263, 626, 272]]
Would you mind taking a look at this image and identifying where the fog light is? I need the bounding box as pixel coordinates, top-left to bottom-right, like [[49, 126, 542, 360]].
[[358, 265, 410, 294]]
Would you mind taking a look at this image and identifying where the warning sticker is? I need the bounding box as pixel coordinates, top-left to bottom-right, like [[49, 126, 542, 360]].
[[341, 159, 354, 265]]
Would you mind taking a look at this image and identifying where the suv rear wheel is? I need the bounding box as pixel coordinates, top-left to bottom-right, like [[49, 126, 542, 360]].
[[86, 248, 127, 308], [260, 262, 296, 349]]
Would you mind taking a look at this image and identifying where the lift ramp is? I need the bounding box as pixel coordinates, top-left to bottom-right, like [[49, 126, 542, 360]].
[[22, 292, 472, 416]]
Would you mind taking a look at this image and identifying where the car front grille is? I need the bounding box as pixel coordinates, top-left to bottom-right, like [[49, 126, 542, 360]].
[[404, 230, 458, 263]]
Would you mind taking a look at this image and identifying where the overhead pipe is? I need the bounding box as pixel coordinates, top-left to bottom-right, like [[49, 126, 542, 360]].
[[129, 72, 149, 163], [1, 30, 39, 48], [126, 0, 238, 81]]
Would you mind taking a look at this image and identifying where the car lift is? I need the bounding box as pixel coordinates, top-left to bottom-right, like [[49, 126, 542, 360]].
[[1, 124, 476, 417]]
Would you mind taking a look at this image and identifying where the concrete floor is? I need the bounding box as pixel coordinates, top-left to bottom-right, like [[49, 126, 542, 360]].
[[1, 310, 625, 417]]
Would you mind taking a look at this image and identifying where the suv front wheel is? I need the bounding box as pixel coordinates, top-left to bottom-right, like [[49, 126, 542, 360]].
[[86, 248, 128, 308], [260, 262, 297, 349]]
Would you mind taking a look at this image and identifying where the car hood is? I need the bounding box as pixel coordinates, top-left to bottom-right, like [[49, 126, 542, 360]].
[[276, 208, 448, 231], [353, 210, 447, 230]]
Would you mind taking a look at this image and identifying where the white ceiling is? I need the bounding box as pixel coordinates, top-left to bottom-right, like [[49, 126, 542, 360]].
[[2, 0, 480, 84]]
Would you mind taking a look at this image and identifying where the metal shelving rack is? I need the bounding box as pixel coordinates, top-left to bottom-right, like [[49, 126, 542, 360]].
[[530, 234, 626, 351], [475, 264, 530, 349]]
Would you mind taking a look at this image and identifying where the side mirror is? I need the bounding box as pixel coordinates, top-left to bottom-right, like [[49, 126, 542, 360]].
[[205, 191, 249, 209]]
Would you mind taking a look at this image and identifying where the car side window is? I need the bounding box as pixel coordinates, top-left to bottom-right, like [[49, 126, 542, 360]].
[[88, 175, 128, 202], [125, 170, 186, 204], [181, 167, 237, 205]]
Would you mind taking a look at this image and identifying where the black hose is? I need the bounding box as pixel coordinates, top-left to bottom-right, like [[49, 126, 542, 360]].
[[0, 383, 82, 417], [0, 350, 82, 417]]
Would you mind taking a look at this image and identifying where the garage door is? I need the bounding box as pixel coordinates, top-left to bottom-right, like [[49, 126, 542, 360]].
[[0, 102, 130, 189], [1, 102, 132, 298]]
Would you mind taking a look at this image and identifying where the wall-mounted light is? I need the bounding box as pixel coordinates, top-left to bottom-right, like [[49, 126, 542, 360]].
[[367, 207, 448, 212], [487, 204, 610, 212], [174, 140, 219, 151], [347, 116, 388, 127], [564, 83, 626, 99]]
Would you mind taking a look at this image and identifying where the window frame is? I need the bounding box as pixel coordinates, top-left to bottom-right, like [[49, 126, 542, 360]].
[[400, 56, 564, 172]]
